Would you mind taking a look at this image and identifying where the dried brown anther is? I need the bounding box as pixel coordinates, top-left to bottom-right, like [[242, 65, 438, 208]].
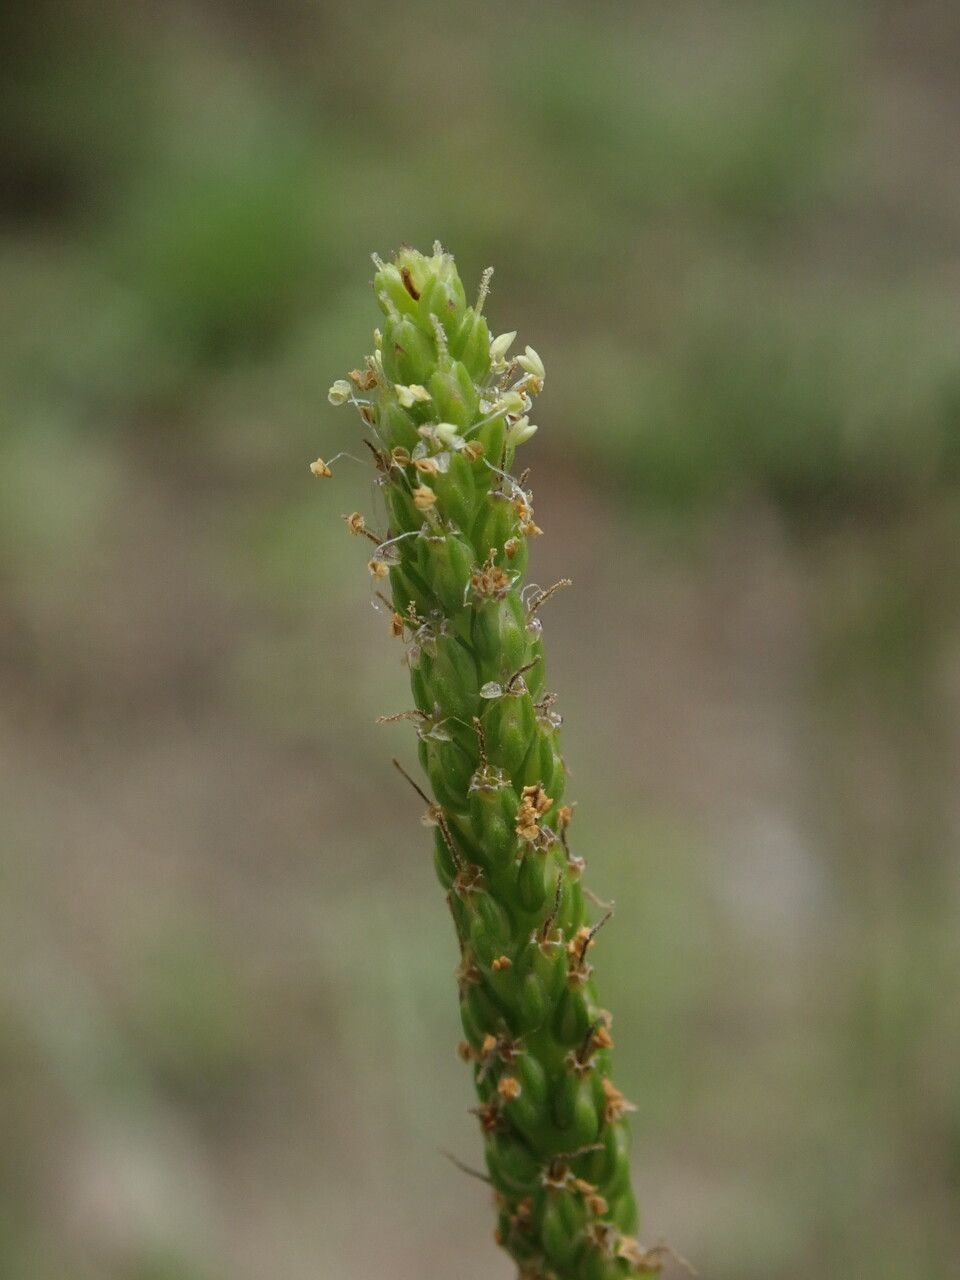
[[412, 483, 437, 510], [511, 1196, 533, 1230], [513, 491, 542, 538], [568, 910, 613, 984], [496, 1075, 521, 1101], [476, 1032, 521, 1082], [592, 1021, 614, 1050], [348, 367, 378, 391], [602, 1077, 638, 1125], [516, 783, 553, 842], [617, 1237, 689, 1274], [344, 511, 383, 545], [471, 1100, 502, 1132], [471, 548, 512, 601], [567, 928, 594, 985], [585, 1221, 619, 1256]]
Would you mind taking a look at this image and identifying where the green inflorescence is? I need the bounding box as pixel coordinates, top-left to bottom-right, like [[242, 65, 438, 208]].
[[317, 244, 664, 1279]]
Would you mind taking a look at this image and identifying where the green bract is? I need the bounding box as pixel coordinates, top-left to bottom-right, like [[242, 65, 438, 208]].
[[318, 245, 661, 1279]]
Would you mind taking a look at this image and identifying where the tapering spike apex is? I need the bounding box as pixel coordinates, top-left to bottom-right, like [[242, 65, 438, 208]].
[[319, 246, 657, 1278]]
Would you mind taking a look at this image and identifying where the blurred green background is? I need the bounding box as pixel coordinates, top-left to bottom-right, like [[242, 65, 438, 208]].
[[2, 1, 959, 1277]]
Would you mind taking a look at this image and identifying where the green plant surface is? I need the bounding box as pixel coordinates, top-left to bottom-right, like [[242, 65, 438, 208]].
[[319, 245, 665, 1278]]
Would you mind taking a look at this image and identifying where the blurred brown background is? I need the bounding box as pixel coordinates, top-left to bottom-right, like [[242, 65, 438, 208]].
[[2, 2, 959, 1277]]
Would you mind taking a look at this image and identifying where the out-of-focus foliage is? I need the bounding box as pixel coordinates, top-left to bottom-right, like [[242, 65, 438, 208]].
[[1, 2, 958, 1279]]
